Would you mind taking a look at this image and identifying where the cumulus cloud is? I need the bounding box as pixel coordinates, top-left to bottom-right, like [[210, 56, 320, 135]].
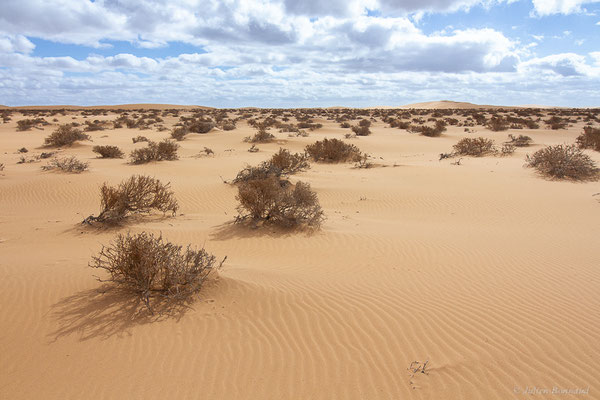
[[519, 53, 599, 76]]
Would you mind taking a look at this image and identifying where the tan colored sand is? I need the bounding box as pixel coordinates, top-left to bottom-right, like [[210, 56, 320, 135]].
[[0, 109, 599, 399]]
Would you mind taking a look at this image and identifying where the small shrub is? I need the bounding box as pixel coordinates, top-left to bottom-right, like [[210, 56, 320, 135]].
[[525, 144, 599, 180], [44, 125, 90, 147], [305, 138, 362, 163], [453, 137, 496, 157], [340, 122, 351, 128], [222, 123, 236, 131], [83, 175, 178, 223], [507, 134, 532, 147], [576, 126, 600, 151], [42, 156, 89, 173], [268, 148, 309, 175], [351, 125, 371, 136], [188, 120, 215, 134], [90, 232, 223, 313], [487, 117, 509, 131], [18, 147, 28, 153], [245, 128, 275, 143], [130, 139, 179, 164], [500, 143, 516, 156], [170, 127, 188, 141], [132, 135, 149, 144], [93, 145, 124, 158], [236, 176, 324, 228]]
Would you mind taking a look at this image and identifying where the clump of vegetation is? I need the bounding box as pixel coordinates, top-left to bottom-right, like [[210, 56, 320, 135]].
[[576, 126, 600, 151], [351, 120, 372, 136], [500, 143, 516, 156], [170, 127, 188, 141], [0, 163, 4, 172], [268, 148, 310, 175], [17, 118, 47, 131], [305, 138, 362, 163], [487, 116, 509, 131], [83, 175, 178, 224], [93, 145, 124, 159], [132, 135, 149, 144], [411, 120, 447, 137], [44, 125, 91, 147], [453, 137, 497, 157], [188, 120, 215, 134], [18, 147, 28, 153], [525, 144, 599, 180], [236, 176, 324, 228], [130, 139, 179, 164], [507, 134, 532, 147], [42, 156, 89, 173], [545, 116, 568, 130], [90, 232, 224, 313], [245, 128, 275, 143]]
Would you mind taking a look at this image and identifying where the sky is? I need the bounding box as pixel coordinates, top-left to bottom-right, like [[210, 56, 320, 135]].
[[0, 0, 599, 107]]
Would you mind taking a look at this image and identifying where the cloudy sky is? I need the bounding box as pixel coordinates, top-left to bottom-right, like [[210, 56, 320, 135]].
[[1, 0, 599, 107]]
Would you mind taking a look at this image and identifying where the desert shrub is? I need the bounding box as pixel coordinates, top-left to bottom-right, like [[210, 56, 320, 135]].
[[351, 125, 371, 136], [17, 118, 46, 131], [44, 125, 90, 147], [487, 116, 509, 131], [42, 156, 89, 173], [222, 123, 236, 131], [93, 145, 124, 158], [132, 135, 149, 143], [245, 128, 275, 143], [0, 163, 4, 171], [415, 120, 446, 137], [130, 139, 179, 164], [340, 122, 351, 128], [576, 126, 600, 151], [525, 144, 599, 180], [507, 134, 532, 147], [269, 148, 309, 175], [170, 127, 188, 141], [305, 138, 362, 163], [500, 143, 516, 156], [188, 120, 215, 134], [18, 147, 28, 153], [453, 137, 497, 157], [236, 176, 324, 228], [359, 119, 371, 128], [90, 232, 223, 313], [545, 116, 568, 130], [83, 175, 178, 223]]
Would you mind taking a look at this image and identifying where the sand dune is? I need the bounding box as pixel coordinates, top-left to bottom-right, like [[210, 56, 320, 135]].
[[1, 108, 599, 399]]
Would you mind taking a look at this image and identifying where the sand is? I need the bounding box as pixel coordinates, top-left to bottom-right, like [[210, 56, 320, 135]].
[[1, 106, 599, 399]]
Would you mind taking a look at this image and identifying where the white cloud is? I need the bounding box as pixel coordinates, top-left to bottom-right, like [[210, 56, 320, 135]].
[[531, 0, 600, 16]]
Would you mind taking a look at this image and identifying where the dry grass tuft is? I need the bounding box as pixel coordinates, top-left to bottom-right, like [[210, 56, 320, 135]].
[[130, 139, 179, 164], [305, 138, 362, 163], [453, 137, 497, 157], [42, 156, 89, 173]]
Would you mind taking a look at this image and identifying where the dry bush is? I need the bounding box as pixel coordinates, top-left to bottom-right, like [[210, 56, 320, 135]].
[[93, 145, 124, 158], [222, 123, 236, 131], [500, 143, 516, 156], [170, 127, 188, 141], [487, 116, 509, 131], [305, 138, 362, 163], [453, 137, 497, 156], [44, 125, 91, 147], [245, 128, 275, 143], [236, 176, 324, 228], [42, 156, 89, 173], [525, 144, 599, 180], [507, 134, 532, 147], [83, 175, 178, 224], [351, 125, 371, 136], [90, 232, 223, 313], [130, 139, 179, 164], [188, 120, 215, 133], [17, 118, 47, 131], [340, 122, 351, 128], [413, 120, 447, 137], [132, 135, 149, 143], [576, 126, 600, 151], [269, 148, 309, 175]]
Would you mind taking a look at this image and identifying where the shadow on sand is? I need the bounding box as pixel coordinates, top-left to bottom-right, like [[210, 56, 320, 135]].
[[48, 285, 193, 342]]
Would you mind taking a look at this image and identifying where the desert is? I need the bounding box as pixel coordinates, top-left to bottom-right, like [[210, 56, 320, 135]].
[[0, 103, 599, 399]]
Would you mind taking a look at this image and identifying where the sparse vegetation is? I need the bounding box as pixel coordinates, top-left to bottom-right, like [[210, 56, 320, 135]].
[[525, 144, 599, 180], [170, 127, 188, 141], [93, 145, 124, 158], [42, 156, 89, 173], [130, 139, 179, 164], [305, 138, 362, 163], [90, 232, 224, 313], [44, 125, 90, 147], [83, 175, 178, 224], [245, 128, 275, 143], [576, 126, 600, 151], [132, 135, 149, 143], [453, 137, 497, 157], [507, 134, 532, 147], [236, 176, 324, 228]]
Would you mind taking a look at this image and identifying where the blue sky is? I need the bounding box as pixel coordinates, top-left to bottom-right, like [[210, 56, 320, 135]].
[[0, 0, 599, 107]]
